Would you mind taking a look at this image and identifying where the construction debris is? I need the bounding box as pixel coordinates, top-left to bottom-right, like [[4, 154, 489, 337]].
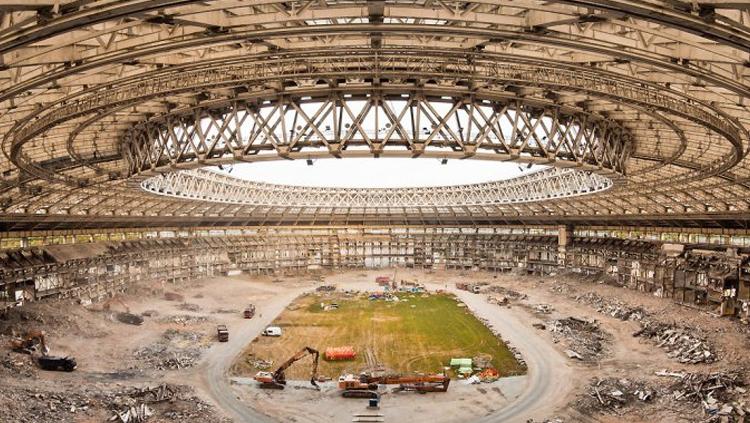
[[657, 370, 749, 421], [116, 312, 144, 326], [133, 329, 207, 370], [633, 321, 717, 364], [548, 317, 610, 361], [577, 377, 656, 412], [532, 304, 554, 314], [177, 303, 201, 312], [484, 285, 527, 301], [0, 382, 228, 423], [575, 292, 647, 321], [158, 314, 209, 326], [163, 292, 184, 302], [316, 285, 336, 292], [110, 403, 152, 423]]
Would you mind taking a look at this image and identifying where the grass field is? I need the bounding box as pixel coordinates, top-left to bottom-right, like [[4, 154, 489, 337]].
[[232, 292, 526, 380]]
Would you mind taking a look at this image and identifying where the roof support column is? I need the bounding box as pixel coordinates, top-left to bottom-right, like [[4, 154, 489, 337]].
[[558, 225, 572, 267]]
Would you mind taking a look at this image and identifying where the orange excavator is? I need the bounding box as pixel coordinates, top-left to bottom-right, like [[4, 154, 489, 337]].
[[339, 372, 450, 398], [255, 346, 320, 390], [9, 329, 49, 355]]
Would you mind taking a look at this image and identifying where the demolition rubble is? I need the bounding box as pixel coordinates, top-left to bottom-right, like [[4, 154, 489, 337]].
[[133, 329, 208, 370], [573, 291, 718, 364], [633, 321, 717, 364], [0, 382, 228, 423], [547, 317, 611, 361], [577, 370, 749, 422]]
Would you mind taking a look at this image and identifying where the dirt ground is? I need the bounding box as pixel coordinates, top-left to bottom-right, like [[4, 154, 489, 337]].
[[0, 267, 747, 423], [232, 291, 525, 380]]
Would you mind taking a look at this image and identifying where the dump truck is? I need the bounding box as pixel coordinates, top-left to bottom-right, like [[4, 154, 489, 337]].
[[255, 346, 320, 390], [217, 325, 229, 342], [244, 304, 256, 319]]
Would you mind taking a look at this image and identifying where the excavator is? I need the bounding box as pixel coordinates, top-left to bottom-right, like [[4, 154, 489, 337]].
[[9, 329, 49, 355], [338, 372, 450, 398], [9, 329, 77, 372], [254, 346, 320, 390]]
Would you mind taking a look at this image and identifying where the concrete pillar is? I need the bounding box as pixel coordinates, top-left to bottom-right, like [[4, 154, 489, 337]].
[[557, 225, 572, 267], [20, 237, 29, 248]]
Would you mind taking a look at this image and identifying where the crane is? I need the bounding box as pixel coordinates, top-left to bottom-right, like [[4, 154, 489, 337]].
[[254, 346, 320, 390]]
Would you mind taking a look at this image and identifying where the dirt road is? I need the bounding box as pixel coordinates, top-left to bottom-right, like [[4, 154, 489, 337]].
[[195, 283, 310, 423], [452, 288, 574, 423]]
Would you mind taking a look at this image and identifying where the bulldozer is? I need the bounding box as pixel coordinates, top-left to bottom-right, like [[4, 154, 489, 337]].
[[254, 346, 320, 390], [9, 329, 49, 355]]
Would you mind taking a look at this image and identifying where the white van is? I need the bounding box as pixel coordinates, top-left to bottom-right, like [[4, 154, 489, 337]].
[[261, 326, 282, 337]]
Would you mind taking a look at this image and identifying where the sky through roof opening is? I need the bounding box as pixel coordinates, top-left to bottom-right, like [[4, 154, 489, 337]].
[[213, 158, 543, 188]]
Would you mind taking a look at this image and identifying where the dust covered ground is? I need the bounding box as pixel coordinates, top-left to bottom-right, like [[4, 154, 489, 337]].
[[0, 268, 748, 423]]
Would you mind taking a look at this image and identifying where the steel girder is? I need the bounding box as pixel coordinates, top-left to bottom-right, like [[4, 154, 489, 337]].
[[140, 167, 613, 207], [0, 1, 749, 230], [121, 93, 631, 176]]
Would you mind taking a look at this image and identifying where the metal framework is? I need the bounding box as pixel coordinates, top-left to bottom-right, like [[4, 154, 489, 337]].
[[0, 0, 748, 230], [141, 167, 613, 207], [122, 94, 630, 176]]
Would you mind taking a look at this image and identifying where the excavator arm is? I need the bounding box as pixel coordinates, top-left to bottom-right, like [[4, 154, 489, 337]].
[[270, 346, 320, 390]]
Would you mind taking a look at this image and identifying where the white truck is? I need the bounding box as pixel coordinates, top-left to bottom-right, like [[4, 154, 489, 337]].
[[262, 326, 282, 337]]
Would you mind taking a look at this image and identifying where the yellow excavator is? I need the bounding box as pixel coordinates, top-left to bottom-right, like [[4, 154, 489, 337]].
[[254, 346, 320, 390]]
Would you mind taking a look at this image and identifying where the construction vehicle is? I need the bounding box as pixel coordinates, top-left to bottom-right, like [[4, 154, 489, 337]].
[[255, 346, 320, 390], [102, 296, 130, 313], [217, 325, 229, 342], [9, 329, 49, 355], [243, 304, 256, 319], [339, 372, 450, 397], [338, 374, 379, 398], [37, 355, 77, 372], [262, 326, 282, 336]]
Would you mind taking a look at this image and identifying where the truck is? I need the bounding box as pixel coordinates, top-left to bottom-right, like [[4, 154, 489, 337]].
[[217, 325, 229, 342], [261, 326, 282, 337], [243, 304, 256, 319], [455, 282, 481, 294]]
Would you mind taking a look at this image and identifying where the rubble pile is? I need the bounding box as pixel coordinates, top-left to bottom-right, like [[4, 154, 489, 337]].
[[133, 330, 208, 370], [548, 317, 610, 361], [577, 377, 656, 412], [316, 285, 336, 292], [176, 303, 201, 312], [657, 370, 749, 421], [550, 283, 575, 296], [532, 304, 554, 314], [575, 292, 648, 321], [484, 285, 527, 301], [0, 351, 37, 377], [158, 314, 209, 326], [633, 321, 717, 364], [0, 382, 228, 423]]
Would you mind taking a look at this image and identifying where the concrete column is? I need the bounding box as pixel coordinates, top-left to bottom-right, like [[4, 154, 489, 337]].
[[20, 237, 29, 248], [557, 225, 572, 267]]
